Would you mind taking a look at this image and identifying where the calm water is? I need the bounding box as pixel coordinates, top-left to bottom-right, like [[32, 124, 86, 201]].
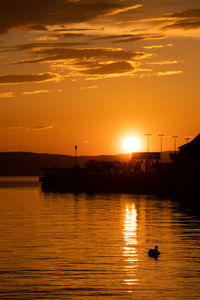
[[0, 177, 200, 299]]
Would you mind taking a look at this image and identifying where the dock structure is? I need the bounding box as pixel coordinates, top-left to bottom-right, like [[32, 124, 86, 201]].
[[131, 152, 160, 173], [171, 134, 200, 176], [40, 134, 200, 197]]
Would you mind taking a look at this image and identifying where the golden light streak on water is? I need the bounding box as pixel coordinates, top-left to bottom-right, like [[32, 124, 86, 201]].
[[123, 203, 138, 286]]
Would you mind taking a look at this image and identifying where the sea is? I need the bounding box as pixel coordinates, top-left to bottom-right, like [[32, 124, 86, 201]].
[[0, 177, 200, 299]]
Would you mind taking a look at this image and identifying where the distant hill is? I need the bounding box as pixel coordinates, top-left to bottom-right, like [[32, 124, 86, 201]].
[[0, 151, 173, 176]]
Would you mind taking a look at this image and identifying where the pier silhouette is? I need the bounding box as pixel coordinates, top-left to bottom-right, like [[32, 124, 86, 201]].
[[40, 134, 200, 198]]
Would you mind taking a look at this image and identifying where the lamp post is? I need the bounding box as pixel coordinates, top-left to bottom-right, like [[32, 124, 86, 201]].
[[145, 133, 152, 152], [75, 145, 77, 165], [172, 136, 178, 153], [185, 137, 191, 143], [158, 134, 165, 162]]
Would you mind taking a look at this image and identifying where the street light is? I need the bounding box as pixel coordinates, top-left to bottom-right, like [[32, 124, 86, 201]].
[[145, 133, 152, 152], [75, 145, 77, 165], [158, 134, 165, 162], [185, 137, 191, 143], [172, 136, 178, 153]]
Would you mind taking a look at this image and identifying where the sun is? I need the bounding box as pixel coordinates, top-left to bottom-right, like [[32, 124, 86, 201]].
[[123, 136, 141, 153]]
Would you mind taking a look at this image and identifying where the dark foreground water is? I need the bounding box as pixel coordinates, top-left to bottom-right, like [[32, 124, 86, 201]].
[[0, 177, 200, 299]]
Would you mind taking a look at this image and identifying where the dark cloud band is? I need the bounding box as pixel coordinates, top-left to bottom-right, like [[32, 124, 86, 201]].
[[0, 0, 141, 34], [0, 72, 60, 84]]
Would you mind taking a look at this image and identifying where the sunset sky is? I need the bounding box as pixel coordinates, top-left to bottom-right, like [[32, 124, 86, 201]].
[[0, 0, 199, 155]]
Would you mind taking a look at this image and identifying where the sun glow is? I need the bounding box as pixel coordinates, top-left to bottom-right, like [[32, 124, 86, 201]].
[[123, 136, 141, 153]]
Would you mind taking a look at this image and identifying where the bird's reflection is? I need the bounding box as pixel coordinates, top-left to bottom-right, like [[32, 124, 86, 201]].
[[123, 203, 138, 285]]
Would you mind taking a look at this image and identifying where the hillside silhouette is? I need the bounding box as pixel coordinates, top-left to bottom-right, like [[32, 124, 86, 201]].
[[0, 151, 172, 176]]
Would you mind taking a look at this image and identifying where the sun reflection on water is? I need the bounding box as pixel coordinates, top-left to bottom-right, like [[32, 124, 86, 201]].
[[123, 202, 138, 286]]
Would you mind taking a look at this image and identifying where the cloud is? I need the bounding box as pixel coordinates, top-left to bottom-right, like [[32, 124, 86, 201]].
[[80, 85, 98, 90], [139, 7, 200, 33], [14, 47, 149, 65], [35, 32, 89, 41], [95, 33, 166, 43], [143, 43, 173, 49], [27, 125, 53, 131], [22, 89, 52, 95], [163, 20, 200, 30], [160, 9, 200, 30], [156, 70, 183, 76], [13, 47, 151, 78], [52, 27, 101, 32], [0, 2, 187, 82], [105, 4, 143, 16], [0, 0, 142, 34], [149, 60, 180, 65], [6, 42, 88, 51], [166, 9, 200, 19], [0, 72, 61, 85], [4, 32, 165, 58], [9, 125, 53, 130], [0, 92, 15, 98], [81, 61, 133, 75]]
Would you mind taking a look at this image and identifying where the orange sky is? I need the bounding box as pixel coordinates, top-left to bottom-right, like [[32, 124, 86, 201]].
[[0, 0, 199, 155]]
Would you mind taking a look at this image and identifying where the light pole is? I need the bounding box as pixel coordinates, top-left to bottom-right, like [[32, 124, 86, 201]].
[[158, 134, 165, 162], [145, 133, 152, 152], [185, 137, 191, 143], [75, 145, 77, 165], [172, 136, 178, 153]]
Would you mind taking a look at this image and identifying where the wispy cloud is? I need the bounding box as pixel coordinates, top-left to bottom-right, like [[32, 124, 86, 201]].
[[162, 9, 200, 30], [15, 47, 147, 64], [149, 60, 181, 66], [27, 125, 53, 131], [0, 72, 61, 85], [95, 33, 166, 43], [6, 42, 88, 52], [12, 47, 152, 78], [156, 70, 183, 76], [143, 8, 200, 31], [9, 125, 53, 131], [80, 85, 98, 90], [35, 32, 89, 41], [52, 27, 101, 32], [143, 44, 173, 49], [0, 92, 15, 98], [22, 89, 52, 95], [0, 1, 189, 84], [105, 4, 143, 16], [0, 0, 142, 34], [81, 61, 133, 75]]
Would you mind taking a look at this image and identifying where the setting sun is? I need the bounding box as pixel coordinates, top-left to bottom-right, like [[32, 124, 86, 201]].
[[123, 136, 141, 153]]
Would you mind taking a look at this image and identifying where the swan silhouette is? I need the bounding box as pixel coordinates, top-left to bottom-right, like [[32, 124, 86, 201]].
[[148, 245, 160, 257]]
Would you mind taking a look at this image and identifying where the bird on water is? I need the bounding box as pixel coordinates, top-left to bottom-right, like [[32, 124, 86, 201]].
[[148, 246, 160, 257]]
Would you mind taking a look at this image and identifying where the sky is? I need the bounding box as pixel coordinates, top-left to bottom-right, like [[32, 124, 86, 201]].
[[0, 0, 200, 155]]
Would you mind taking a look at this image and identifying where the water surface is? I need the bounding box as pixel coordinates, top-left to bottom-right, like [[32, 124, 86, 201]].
[[0, 177, 200, 299]]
